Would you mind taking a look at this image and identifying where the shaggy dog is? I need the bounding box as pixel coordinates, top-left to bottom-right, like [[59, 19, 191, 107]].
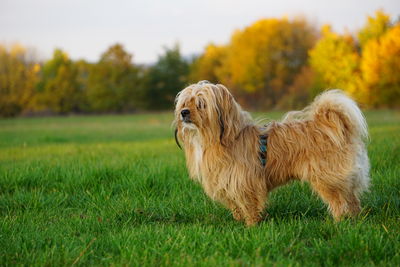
[[174, 81, 370, 226]]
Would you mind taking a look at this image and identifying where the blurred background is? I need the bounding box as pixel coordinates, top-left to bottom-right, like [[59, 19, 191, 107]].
[[1, 0, 399, 117]]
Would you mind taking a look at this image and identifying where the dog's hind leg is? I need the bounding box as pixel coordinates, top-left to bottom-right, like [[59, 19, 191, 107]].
[[310, 176, 359, 221], [346, 191, 361, 216], [346, 147, 369, 216]]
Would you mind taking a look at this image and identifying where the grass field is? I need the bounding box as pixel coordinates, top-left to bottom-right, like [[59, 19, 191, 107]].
[[1, 110, 399, 266]]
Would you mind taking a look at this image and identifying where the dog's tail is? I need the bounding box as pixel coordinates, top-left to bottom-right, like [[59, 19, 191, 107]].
[[284, 89, 368, 144], [310, 89, 368, 142]]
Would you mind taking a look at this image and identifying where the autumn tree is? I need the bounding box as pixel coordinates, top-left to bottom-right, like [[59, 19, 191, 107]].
[[189, 43, 226, 84], [86, 44, 140, 112], [308, 10, 398, 107], [2, 10, 399, 114], [141, 44, 189, 109], [358, 10, 391, 48], [0, 44, 39, 116], [360, 24, 400, 107], [217, 17, 317, 109], [309, 25, 361, 98]]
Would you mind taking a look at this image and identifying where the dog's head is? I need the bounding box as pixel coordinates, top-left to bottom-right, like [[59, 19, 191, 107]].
[[174, 81, 250, 147]]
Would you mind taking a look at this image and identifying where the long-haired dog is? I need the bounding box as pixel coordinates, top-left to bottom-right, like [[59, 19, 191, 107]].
[[174, 81, 370, 226]]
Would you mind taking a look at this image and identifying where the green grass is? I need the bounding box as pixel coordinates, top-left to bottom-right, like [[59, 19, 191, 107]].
[[0, 110, 399, 266]]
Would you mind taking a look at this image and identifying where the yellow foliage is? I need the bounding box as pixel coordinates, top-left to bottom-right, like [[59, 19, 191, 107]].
[[9, 43, 26, 57], [189, 43, 226, 83], [360, 24, 400, 107], [358, 9, 391, 48], [0, 44, 38, 116], [309, 26, 361, 98], [33, 63, 41, 73], [217, 17, 316, 108], [33, 49, 84, 113]]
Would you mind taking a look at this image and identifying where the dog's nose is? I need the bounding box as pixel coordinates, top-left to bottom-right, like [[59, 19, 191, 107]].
[[181, 109, 190, 118]]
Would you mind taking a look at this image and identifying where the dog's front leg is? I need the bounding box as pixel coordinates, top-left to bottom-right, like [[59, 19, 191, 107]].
[[226, 199, 244, 221], [239, 192, 267, 226], [243, 207, 263, 226]]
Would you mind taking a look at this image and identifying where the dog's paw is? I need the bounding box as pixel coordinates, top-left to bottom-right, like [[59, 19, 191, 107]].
[[245, 216, 263, 226], [232, 209, 244, 221]]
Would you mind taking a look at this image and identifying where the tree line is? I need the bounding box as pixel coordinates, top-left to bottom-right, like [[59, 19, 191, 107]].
[[0, 10, 399, 117]]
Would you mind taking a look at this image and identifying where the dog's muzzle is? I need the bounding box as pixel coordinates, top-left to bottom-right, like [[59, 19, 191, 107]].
[[181, 109, 192, 123]]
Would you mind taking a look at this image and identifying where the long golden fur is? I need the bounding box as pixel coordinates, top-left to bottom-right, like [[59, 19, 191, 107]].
[[174, 81, 370, 226]]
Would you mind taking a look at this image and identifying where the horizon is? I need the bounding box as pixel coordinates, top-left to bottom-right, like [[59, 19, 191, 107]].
[[1, 0, 400, 64]]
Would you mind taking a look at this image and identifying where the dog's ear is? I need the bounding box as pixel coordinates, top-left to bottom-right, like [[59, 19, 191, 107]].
[[218, 110, 225, 145], [174, 128, 182, 150], [214, 84, 236, 147]]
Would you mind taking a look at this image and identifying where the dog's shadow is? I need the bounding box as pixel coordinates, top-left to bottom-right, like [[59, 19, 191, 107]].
[[263, 205, 327, 221], [119, 204, 376, 227], [127, 204, 328, 226], [124, 208, 233, 226]]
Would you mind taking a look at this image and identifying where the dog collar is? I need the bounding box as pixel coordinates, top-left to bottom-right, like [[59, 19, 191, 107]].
[[259, 123, 272, 166], [259, 133, 268, 166]]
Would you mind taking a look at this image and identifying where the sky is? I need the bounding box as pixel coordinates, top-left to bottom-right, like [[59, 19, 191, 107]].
[[1, 0, 399, 64]]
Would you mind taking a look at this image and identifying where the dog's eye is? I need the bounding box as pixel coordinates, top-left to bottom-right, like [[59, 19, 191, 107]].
[[197, 101, 206, 109], [197, 104, 205, 109]]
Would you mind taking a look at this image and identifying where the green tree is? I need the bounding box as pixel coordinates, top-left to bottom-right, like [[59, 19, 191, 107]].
[[87, 44, 140, 112], [35, 49, 84, 113], [0, 44, 39, 117], [142, 44, 189, 109], [74, 59, 92, 112]]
